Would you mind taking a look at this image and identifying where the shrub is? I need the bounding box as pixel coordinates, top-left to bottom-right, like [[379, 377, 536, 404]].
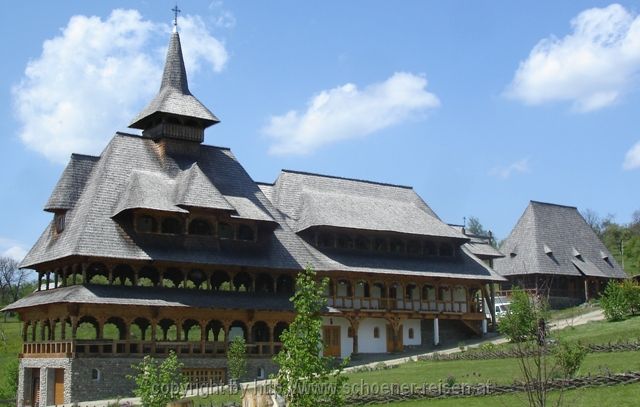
[[600, 281, 629, 321], [622, 280, 640, 315], [128, 351, 187, 407], [553, 340, 587, 378]]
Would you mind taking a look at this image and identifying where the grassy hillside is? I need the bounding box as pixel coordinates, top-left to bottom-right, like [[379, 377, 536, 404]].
[[0, 319, 21, 400]]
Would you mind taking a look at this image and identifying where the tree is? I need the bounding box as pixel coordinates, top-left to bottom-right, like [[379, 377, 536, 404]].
[[0, 257, 29, 304], [128, 351, 187, 407], [466, 216, 489, 236], [273, 265, 348, 407], [227, 335, 247, 387], [499, 289, 585, 407]]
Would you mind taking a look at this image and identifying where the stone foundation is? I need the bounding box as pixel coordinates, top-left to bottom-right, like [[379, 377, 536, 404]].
[[17, 356, 277, 406]]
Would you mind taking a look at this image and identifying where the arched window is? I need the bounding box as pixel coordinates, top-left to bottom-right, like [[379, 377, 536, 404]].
[[237, 224, 255, 241], [408, 328, 414, 339], [189, 219, 212, 235], [161, 217, 182, 234], [137, 215, 157, 233], [218, 222, 234, 239], [54, 212, 66, 234], [373, 327, 380, 338], [91, 368, 101, 381], [257, 367, 265, 379]]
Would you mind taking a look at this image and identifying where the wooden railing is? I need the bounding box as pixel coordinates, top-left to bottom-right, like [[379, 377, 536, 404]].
[[21, 340, 282, 358], [327, 296, 478, 314]]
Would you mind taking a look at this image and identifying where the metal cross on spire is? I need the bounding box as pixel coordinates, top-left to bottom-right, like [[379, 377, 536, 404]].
[[172, 4, 181, 30]]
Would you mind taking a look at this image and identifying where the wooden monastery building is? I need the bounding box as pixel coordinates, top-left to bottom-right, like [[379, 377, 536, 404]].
[[3, 27, 504, 406], [494, 201, 627, 307]]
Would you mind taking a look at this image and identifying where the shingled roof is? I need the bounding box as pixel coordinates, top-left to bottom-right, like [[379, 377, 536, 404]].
[[1, 284, 293, 312], [268, 170, 467, 240], [494, 201, 626, 279], [129, 31, 219, 130], [19, 25, 505, 285]]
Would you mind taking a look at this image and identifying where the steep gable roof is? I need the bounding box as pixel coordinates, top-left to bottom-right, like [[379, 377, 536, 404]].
[[269, 170, 466, 240], [44, 154, 99, 212], [494, 201, 626, 279]]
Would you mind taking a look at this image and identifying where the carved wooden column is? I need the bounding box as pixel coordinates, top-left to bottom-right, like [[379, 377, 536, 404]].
[[70, 316, 79, 339], [37, 272, 43, 291], [81, 263, 88, 284], [108, 265, 114, 286], [200, 320, 207, 354], [349, 317, 360, 355]]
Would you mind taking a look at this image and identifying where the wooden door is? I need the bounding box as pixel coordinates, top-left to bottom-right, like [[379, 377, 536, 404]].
[[386, 325, 404, 352], [386, 325, 394, 352], [323, 326, 341, 357], [54, 369, 65, 405]]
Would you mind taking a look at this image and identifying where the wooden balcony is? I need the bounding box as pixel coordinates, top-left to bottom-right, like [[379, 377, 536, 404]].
[[21, 340, 281, 358], [327, 295, 480, 314]]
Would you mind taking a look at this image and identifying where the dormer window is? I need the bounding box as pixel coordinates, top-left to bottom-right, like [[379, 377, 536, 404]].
[[237, 224, 255, 241], [161, 217, 183, 234], [337, 234, 353, 249], [543, 244, 553, 255], [54, 212, 66, 234], [218, 222, 234, 239], [189, 219, 213, 236], [424, 241, 437, 256], [439, 243, 454, 257], [137, 215, 157, 233]]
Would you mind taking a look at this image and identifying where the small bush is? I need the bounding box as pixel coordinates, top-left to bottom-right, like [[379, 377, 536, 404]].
[[128, 351, 187, 407], [553, 340, 587, 378], [601, 280, 640, 321]]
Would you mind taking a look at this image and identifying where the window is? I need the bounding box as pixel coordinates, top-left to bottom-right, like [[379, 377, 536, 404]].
[[408, 328, 414, 339], [161, 217, 182, 234], [237, 224, 255, 241], [54, 212, 66, 234], [91, 368, 101, 381], [374, 238, 388, 252], [439, 243, 454, 257], [373, 327, 380, 338], [137, 215, 157, 233], [337, 234, 354, 249], [218, 222, 234, 239], [424, 241, 437, 256], [390, 239, 405, 254], [355, 235, 370, 250], [256, 367, 265, 380], [318, 233, 335, 248], [189, 219, 212, 235], [407, 240, 421, 255]]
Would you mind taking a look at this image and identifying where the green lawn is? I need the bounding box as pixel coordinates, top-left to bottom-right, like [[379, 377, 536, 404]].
[[346, 350, 639, 391], [0, 319, 22, 399], [380, 382, 640, 407], [554, 315, 640, 344]]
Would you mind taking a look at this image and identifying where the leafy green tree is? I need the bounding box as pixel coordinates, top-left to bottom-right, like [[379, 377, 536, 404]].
[[128, 351, 187, 407], [600, 281, 628, 321], [0, 358, 19, 400], [274, 265, 348, 407], [227, 335, 247, 387], [466, 216, 489, 236], [553, 340, 587, 378]]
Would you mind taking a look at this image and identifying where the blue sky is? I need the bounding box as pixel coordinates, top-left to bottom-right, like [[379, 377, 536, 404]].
[[1, 1, 639, 261]]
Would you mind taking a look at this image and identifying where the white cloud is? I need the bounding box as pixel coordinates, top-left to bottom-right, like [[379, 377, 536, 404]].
[[0, 238, 27, 262], [263, 72, 440, 155], [623, 140, 640, 170], [13, 9, 228, 164], [506, 4, 640, 112], [489, 158, 531, 180]]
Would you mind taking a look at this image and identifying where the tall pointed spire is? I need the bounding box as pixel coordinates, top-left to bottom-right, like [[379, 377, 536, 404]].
[[129, 12, 219, 143]]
